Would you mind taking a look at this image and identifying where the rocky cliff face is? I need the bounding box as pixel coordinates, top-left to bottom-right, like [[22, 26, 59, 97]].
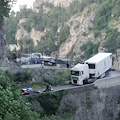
[[59, 4, 96, 59], [15, 19, 45, 46], [57, 84, 120, 120], [0, 30, 16, 67], [33, 0, 82, 10]]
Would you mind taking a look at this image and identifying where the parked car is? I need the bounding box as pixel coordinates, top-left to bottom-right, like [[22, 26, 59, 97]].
[[22, 88, 41, 95]]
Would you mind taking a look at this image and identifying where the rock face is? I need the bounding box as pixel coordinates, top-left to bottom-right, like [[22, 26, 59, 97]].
[[0, 30, 16, 67], [15, 19, 45, 46], [33, 0, 82, 10], [59, 5, 96, 59], [57, 85, 120, 120]]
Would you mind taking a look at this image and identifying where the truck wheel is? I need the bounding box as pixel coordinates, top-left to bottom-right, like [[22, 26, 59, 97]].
[[83, 79, 88, 85]]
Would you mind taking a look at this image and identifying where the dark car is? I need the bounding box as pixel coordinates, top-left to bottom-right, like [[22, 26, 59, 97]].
[[22, 88, 41, 95]]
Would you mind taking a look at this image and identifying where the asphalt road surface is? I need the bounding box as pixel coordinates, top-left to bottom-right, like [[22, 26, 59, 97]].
[[35, 70, 120, 93], [21, 64, 57, 69]]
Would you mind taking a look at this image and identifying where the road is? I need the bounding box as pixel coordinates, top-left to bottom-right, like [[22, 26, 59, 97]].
[[21, 64, 59, 69], [1, 64, 120, 94], [94, 70, 120, 88], [35, 70, 120, 93]]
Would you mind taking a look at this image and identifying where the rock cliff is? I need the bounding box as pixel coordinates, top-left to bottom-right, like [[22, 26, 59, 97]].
[[57, 84, 120, 120], [0, 30, 16, 67], [33, 0, 82, 10], [15, 18, 45, 46]]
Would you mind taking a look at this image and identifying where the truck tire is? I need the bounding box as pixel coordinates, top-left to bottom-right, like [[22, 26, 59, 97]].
[[83, 79, 88, 85]]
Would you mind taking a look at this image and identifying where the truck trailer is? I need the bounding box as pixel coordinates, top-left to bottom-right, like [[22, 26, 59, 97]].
[[71, 53, 112, 85]]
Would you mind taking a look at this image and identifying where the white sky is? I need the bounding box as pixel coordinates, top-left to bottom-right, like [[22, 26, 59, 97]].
[[11, 0, 35, 12]]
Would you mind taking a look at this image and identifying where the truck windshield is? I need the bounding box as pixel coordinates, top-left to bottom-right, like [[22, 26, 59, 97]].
[[71, 70, 79, 76], [86, 63, 95, 69]]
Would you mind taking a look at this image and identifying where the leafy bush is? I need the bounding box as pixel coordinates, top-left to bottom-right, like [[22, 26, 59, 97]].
[[0, 70, 39, 120], [43, 70, 70, 86], [13, 71, 33, 83], [37, 91, 63, 115], [43, 75, 61, 86]]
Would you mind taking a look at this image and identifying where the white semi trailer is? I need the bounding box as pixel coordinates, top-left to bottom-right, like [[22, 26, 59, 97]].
[[71, 53, 112, 85]]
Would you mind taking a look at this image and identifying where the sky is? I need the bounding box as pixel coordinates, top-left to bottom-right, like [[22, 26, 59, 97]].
[[11, 0, 35, 12]]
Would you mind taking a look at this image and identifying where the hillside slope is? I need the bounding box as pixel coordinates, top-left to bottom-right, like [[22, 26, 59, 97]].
[[4, 0, 120, 70]]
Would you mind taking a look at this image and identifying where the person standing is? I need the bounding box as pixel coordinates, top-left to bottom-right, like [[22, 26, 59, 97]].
[[66, 63, 69, 68], [41, 60, 44, 68]]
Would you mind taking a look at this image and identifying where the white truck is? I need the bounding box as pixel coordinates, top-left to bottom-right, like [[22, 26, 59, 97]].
[[71, 53, 112, 85]]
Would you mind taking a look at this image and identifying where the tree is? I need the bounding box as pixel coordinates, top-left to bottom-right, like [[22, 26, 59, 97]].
[[80, 41, 99, 60], [0, 70, 39, 120], [0, 0, 16, 28], [4, 15, 19, 44], [58, 25, 70, 46]]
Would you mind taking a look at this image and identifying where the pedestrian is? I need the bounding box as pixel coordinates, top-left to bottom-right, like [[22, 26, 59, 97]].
[[66, 63, 69, 68], [41, 60, 44, 68]]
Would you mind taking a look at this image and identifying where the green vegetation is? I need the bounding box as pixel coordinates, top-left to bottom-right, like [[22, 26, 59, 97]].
[[92, 0, 120, 53], [35, 91, 63, 115], [29, 91, 72, 119], [80, 41, 100, 60], [43, 70, 70, 86], [41, 115, 71, 120], [4, 69, 72, 119], [18, 38, 34, 53], [13, 71, 33, 83], [0, 0, 15, 28], [4, 13, 19, 44], [0, 70, 39, 120], [4, 0, 120, 56], [103, 28, 120, 53], [7, 69, 70, 89], [4, 0, 91, 55]]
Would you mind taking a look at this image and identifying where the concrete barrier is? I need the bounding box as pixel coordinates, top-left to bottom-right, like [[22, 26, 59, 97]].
[[94, 76, 120, 88]]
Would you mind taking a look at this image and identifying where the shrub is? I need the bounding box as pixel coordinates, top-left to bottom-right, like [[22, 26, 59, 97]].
[[13, 71, 33, 83], [37, 91, 64, 115], [43, 70, 70, 86], [43, 75, 61, 86]]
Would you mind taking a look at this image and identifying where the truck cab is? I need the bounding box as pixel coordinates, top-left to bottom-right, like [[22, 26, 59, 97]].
[[71, 64, 89, 85]]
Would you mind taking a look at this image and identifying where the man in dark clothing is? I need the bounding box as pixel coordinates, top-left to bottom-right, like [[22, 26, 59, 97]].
[[66, 63, 69, 68]]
